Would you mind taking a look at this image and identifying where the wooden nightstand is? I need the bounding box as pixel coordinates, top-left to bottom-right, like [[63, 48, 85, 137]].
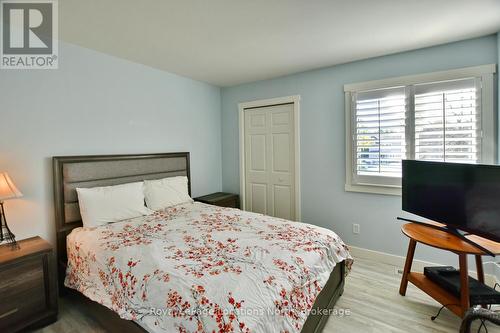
[[194, 192, 240, 208], [0, 237, 58, 332]]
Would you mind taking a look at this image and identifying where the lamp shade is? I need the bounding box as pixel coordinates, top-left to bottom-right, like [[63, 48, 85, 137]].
[[0, 172, 23, 201]]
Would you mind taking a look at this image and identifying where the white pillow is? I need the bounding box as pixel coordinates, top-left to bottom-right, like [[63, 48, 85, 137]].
[[76, 182, 153, 228], [144, 176, 193, 210]]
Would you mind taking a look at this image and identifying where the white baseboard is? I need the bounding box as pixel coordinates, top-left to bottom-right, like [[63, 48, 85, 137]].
[[349, 245, 498, 287]]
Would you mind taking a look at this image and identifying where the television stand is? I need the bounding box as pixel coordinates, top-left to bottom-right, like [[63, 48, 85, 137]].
[[397, 217, 495, 256], [399, 223, 500, 318]]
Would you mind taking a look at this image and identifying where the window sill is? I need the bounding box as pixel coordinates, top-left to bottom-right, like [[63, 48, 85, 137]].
[[345, 183, 402, 196]]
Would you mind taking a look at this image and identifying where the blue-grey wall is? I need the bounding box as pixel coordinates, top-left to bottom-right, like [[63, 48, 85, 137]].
[[221, 35, 498, 265], [0, 42, 222, 245]]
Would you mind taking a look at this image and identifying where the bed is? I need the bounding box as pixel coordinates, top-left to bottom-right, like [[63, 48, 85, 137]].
[[53, 152, 352, 333]]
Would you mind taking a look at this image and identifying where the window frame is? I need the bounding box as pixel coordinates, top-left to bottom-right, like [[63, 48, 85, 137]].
[[344, 64, 497, 196]]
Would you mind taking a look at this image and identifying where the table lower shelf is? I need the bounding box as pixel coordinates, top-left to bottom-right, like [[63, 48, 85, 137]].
[[408, 272, 464, 317]]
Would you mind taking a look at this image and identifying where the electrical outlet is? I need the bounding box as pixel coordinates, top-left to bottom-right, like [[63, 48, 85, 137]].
[[352, 224, 360, 234]]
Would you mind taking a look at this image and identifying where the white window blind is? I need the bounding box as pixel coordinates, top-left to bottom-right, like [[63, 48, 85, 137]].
[[414, 78, 480, 163], [354, 87, 407, 184], [348, 73, 492, 191]]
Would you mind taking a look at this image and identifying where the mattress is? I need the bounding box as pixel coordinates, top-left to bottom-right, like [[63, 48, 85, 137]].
[[65, 202, 352, 333]]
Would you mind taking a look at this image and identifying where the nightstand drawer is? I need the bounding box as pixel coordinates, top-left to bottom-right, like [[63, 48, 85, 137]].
[[0, 256, 47, 331], [216, 198, 239, 208], [194, 192, 240, 209]]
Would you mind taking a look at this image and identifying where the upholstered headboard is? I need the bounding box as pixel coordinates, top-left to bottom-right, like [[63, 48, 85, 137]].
[[52, 152, 190, 285]]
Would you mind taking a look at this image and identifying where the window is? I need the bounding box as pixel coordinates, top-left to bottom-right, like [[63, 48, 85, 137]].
[[345, 65, 496, 195], [414, 79, 480, 163], [354, 87, 407, 186]]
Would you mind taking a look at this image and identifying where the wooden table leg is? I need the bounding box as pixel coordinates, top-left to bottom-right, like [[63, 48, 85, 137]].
[[459, 254, 470, 317], [475, 255, 487, 308], [399, 239, 416, 296], [475, 255, 484, 284]]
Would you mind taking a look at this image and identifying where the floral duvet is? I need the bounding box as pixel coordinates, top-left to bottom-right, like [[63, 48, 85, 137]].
[[65, 202, 352, 333]]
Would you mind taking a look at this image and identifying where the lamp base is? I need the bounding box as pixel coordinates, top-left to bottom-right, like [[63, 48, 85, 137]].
[[0, 201, 18, 249], [0, 229, 18, 249]]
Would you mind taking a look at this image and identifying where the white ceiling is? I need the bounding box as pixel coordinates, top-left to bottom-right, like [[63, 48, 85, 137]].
[[60, 0, 500, 87]]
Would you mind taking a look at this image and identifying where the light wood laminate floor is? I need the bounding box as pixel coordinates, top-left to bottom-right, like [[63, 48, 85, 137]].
[[35, 257, 500, 333]]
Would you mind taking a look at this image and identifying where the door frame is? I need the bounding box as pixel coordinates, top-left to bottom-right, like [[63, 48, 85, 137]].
[[238, 95, 301, 221]]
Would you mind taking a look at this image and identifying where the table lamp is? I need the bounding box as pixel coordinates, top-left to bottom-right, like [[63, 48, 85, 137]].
[[0, 172, 23, 247]]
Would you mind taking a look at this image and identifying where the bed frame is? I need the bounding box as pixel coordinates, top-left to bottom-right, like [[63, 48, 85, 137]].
[[52, 152, 345, 333]]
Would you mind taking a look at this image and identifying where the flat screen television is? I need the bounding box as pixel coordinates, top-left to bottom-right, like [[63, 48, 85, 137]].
[[402, 160, 500, 243]]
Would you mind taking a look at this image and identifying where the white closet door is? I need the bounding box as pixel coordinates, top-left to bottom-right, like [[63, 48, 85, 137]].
[[244, 103, 295, 220]]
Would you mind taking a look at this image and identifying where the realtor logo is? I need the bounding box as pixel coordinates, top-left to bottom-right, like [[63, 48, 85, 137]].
[[1, 0, 58, 69]]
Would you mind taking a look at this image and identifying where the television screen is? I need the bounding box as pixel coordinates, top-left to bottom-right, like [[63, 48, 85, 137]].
[[402, 160, 500, 243]]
